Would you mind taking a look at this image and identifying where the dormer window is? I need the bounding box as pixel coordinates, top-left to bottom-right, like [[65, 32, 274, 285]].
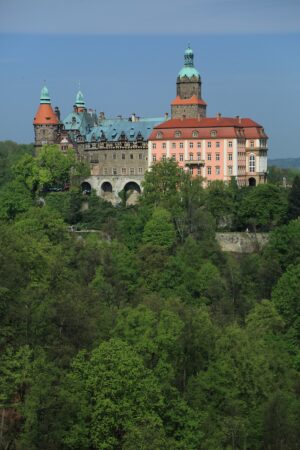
[[210, 130, 217, 137], [156, 131, 163, 138], [175, 130, 181, 138], [192, 130, 198, 138]]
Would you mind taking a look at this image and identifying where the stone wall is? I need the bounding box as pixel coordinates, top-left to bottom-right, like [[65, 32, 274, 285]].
[[171, 104, 206, 119], [216, 232, 269, 253]]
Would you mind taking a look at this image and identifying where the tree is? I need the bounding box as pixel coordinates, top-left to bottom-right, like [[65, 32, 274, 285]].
[[63, 339, 164, 450], [287, 175, 300, 221], [142, 207, 176, 248], [238, 184, 288, 231]]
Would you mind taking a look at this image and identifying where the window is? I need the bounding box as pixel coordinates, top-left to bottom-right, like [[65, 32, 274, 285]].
[[250, 141, 254, 148], [192, 130, 198, 138], [179, 142, 184, 148], [152, 155, 156, 162], [189, 142, 194, 148], [207, 142, 211, 148], [216, 142, 220, 148], [207, 153, 212, 161], [138, 167, 143, 174], [175, 130, 181, 138], [189, 167, 193, 175], [228, 141, 233, 148], [228, 166, 233, 175], [113, 153, 116, 160], [113, 168, 117, 175], [130, 154, 133, 159], [216, 166, 220, 175], [228, 153, 233, 161], [207, 166, 212, 175], [197, 168, 201, 175], [197, 152, 201, 160], [122, 153, 125, 159], [179, 154, 184, 162], [210, 130, 217, 137], [162, 154, 166, 161], [152, 143, 156, 149], [189, 153, 193, 160], [130, 168, 135, 175], [122, 168, 126, 174], [103, 168, 108, 175], [249, 154, 255, 173], [139, 153, 143, 159], [156, 132, 163, 138], [172, 154, 176, 161], [197, 142, 201, 148], [162, 143, 166, 149], [216, 153, 220, 161], [172, 142, 176, 149]]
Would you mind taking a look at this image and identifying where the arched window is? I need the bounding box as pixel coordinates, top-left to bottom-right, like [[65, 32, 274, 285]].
[[175, 130, 181, 138], [156, 131, 163, 138], [249, 154, 255, 173], [192, 130, 198, 138]]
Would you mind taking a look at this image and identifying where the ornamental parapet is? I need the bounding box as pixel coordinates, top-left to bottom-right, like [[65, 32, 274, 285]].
[[184, 159, 205, 166]]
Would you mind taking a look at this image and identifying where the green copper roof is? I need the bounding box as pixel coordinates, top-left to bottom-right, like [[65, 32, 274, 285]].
[[75, 90, 85, 107], [40, 86, 51, 104], [178, 45, 200, 79]]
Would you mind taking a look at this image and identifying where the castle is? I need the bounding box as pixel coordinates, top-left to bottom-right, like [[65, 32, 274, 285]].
[[33, 46, 268, 201]]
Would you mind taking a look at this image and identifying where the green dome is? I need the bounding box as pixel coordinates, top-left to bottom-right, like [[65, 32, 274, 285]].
[[178, 45, 200, 79], [75, 90, 85, 107], [40, 86, 51, 104]]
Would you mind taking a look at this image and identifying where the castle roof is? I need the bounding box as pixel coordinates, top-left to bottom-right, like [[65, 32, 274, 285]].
[[33, 86, 59, 125], [85, 117, 164, 143], [171, 95, 207, 106], [149, 117, 268, 140], [178, 45, 200, 79]]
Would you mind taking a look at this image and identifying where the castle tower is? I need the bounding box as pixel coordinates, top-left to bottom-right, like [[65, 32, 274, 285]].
[[33, 86, 60, 147], [171, 46, 207, 119], [74, 90, 86, 112]]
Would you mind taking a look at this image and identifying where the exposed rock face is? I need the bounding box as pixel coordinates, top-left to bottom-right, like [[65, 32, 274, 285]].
[[216, 232, 269, 253]]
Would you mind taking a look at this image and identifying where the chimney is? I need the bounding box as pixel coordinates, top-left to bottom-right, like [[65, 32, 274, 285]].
[[164, 112, 169, 121], [54, 106, 60, 121], [98, 111, 105, 121], [236, 115, 241, 124], [216, 112, 221, 120], [131, 113, 136, 122]]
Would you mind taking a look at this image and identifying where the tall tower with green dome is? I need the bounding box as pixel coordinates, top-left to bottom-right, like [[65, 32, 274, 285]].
[[171, 46, 207, 119], [33, 86, 60, 148]]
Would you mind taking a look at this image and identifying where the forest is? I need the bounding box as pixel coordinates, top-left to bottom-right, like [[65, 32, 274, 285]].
[[0, 140, 300, 450]]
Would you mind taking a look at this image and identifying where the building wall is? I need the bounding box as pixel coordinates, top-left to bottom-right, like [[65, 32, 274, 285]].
[[34, 124, 59, 147], [171, 104, 206, 119], [176, 76, 201, 99]]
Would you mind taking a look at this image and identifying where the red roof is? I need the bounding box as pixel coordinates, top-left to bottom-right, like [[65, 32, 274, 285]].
[[33, 104, 59, 125], [149, 117, 268, 140], [171, 95, 207, 106]]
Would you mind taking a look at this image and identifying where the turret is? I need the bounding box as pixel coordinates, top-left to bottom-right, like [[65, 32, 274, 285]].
[[171, 46, 207, 119], [33, 86, 60, 147], [74, 90, 86, 113]]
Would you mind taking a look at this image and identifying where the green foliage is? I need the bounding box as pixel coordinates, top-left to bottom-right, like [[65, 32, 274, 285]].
[[238, 184, 288, 231], [142, 207, 176, 248], [0, 141, 34, 188], [287, 175, 300, 221], [1, 147, 300, 449]]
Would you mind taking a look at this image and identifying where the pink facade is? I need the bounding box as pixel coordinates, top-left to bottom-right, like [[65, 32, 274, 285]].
[[148, 117, 268, 187]]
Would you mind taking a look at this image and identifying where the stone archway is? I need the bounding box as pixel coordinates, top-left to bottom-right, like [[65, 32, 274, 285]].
[[101, 181, 113, 193], [123, 181, 141, 205], [248, 177, 256, 187], [81, 181, 92, 194]]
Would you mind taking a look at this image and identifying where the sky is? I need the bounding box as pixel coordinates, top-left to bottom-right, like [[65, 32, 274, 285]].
[[0, 0, 300, 158]]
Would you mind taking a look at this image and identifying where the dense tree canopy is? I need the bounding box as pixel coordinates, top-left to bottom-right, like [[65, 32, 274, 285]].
[[0, 143, 299, 449]]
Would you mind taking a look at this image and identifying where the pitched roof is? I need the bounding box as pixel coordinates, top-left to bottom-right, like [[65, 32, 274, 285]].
[[85, 117, 165, 142], [171, 95, 207, 106], [33, 104, 59, 125], [149, 117, 268, 140]]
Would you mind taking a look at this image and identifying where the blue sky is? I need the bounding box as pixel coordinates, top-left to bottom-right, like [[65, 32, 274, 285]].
[[0, 0, 300, 158]]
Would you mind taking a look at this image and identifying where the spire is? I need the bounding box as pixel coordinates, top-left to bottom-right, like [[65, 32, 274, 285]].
[[75, 90, 85, 108], [40, 86, 51, 104], [178, 45, 200, 79], [184, 44, 194, 67]]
